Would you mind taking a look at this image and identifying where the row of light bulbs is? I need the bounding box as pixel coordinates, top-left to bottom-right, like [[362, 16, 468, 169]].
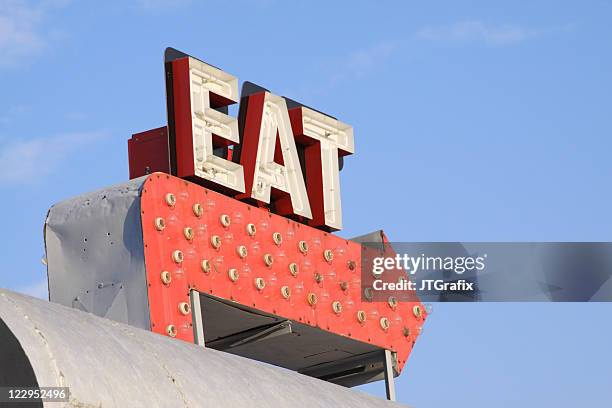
[[156, 192, 423, 339]]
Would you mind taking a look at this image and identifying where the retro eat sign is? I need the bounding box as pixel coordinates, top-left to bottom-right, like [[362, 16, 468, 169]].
[[166, 53, 354, 231]]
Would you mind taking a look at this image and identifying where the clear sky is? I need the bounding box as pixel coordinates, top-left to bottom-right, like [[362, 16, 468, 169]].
[[1, 0, 611, 406]]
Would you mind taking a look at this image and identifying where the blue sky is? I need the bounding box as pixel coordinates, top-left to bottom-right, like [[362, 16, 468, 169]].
[[1, 0, 611, 406]]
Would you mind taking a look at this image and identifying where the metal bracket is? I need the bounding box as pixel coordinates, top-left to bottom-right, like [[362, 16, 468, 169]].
[[206, 320, 292, 351], [383, 349, 396, 401], [190, 290, 205, 346]]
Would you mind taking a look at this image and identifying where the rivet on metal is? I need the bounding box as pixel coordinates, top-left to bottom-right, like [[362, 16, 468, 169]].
[[165, 193, 176, 207], [298, 240, 308, 254], [403, 327, 411, 337], [172, 250, 183, 264], [307, 293, 317, 306], [323, 249, 334, 263], [272, 232, 282, 245], [364, 287, 373, 301], [289, 262, 299, 277], [340, 281, 349, 291], [314, 273, 323, 283], [347, 260, 357, 270], [183, 227, 194, 241], [178, 302, 191, 315], [154, 217, 166, 231], [332, 301, 342, 314], [201, 259, 211, 274]]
